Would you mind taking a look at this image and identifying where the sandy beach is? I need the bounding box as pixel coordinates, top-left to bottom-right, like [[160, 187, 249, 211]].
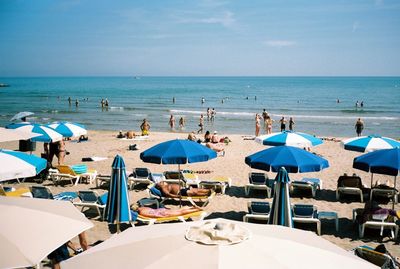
[[1, 130, 399, 259]]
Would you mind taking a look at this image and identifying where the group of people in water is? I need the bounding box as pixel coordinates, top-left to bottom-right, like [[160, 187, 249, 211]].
[[255, 109, 295, 136]]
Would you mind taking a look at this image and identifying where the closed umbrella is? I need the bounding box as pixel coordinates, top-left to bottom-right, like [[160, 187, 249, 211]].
[[61, 219, 375, 269], [104, 155, 132, 233], [0, 196, 93, 269], [0, 127, 41, 142], [255, 131, 323, 148], [268, 167, 293, 227], [353, 148, 400, 209], [342, 135, 400, 153], [6, 123, 62, 143], [0, 149, 47, 182], [140, 139, 217, 205], [47, 122, 87, 138]]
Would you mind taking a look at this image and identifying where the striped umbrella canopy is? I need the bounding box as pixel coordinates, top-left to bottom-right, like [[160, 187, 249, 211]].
[[268, 167, 293, 227], [46, 122, 87, 138], [0, 149, 47, 181], [104, 155, 132, 233], [0, 127, 41, 142], [6, 122, 62, 143], [255, 131, 323, 148], [342, 135, 400, 153]]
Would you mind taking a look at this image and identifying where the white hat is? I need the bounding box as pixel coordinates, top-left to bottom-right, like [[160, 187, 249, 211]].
[[214, 131, 218, 134]]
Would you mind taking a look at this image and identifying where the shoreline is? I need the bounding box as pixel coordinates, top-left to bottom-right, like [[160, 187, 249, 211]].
[[1, 130, 399, 259]]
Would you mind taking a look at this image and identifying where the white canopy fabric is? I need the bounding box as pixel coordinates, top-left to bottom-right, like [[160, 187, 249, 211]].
[[0, 196, 93, 269], [61, 219, 377, 269], [0, 127, 41, 142]]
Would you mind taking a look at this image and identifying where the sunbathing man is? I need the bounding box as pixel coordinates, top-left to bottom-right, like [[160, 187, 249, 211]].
[[155, 181, 211, 198], [135, 206, 202, 218]]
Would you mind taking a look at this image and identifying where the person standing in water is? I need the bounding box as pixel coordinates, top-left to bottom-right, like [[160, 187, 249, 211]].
[[197, 114, 204, 134], [289, 117, 295, 131], [169, 115, 175, 130], [255, 114, 261, 137], [355, 118, 364, 137], [179, 117, 185, 129], [279, 117, 287, 132]]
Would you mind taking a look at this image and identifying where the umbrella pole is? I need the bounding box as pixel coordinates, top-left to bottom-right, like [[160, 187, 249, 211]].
[[392, 176, 397, 210], [370, 174, 374, 189], [178, 164, 182, 208], [116, 168, 121, 233]]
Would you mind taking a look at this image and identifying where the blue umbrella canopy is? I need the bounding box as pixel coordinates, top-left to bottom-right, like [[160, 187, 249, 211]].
[[6, 123, 63, 143], [342, 135, 400, 153], [255, 131, 323, 148], [353, 148, 399, 176], [245, 146, 329, 173], [268, 167, 293, 227], [46, 122, 87, 138], [140, 139, 217, 164], [104, 155, 132, 232]]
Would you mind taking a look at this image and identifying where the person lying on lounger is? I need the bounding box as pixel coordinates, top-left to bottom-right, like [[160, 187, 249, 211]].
[[133, 206, 202, 218], [356, 201, 399, 224], [155, 181, 211, 198]]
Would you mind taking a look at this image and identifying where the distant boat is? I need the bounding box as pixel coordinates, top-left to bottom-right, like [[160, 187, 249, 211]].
[[0, 83, 10, 87], [133, 76, 141, 80]]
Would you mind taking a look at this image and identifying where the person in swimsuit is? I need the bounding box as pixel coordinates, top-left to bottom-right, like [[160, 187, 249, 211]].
[[57, 140, 66, 165], [155, 181, 211, 198], [136, 206, 202, 218], [355, 118, 364, 137], [255, 113, 261, 136], [140, 119, 151, 136], [204, 130, 211, 143], [279, 116, 286, 132], [197, 114, 204, 134], [169, 114, 175, 130], [289, 117, 295, 131]]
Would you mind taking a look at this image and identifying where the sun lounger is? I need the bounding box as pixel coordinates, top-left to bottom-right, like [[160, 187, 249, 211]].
[[0, 184, 32, 197], [243, 201, 270, 223], [336, 174, 366, 202], [147, 183, 215, 207], [30, 185, 77, 201], [163, 171, 200, 187], [370, 184, 398, 204], [73, 190, 108, 220], [292, 204, 321, 235], [290, 178, 321, 198], [128, 168, 153, 189], [198, 176, 232, 194], [245, 172, 274, 197], [132, 209, 208, 225], [352, 208, 399, 239], [354, 245, 399, 268], [95, 174, 111, 188], [51, 165, 97, 186]]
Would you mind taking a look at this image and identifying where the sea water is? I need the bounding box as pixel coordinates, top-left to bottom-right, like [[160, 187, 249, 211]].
[[0, 76, 399, 138]]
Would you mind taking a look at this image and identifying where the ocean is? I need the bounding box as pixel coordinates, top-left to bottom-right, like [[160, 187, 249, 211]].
[[0, 76, 399, 138]]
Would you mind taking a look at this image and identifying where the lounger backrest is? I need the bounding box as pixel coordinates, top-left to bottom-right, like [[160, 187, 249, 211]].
[[57, 165, 78, 176], [135, 168, 150, 178], [293, 204, 316, 218], [31, 186, 54, 199], [164, 171, 181, 179], [337, 176, 362, 188], [249, 201, 270, 215], [249, 172, 267, 185], [354, 247, 395, 268], [78, 191, 99, 203], [149, 186, 163, 198]]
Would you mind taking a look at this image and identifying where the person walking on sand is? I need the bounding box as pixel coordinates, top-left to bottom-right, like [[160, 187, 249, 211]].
[[169, 114, 175, 130], [289, 117, 295, 131], [355, 118, 364, 137], [197, 114, 204, 134], [255, 114, 261, 137], [279, 116, 287, 132]]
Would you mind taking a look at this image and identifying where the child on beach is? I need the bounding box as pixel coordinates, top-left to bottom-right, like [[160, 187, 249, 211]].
[[140, 119, 150, 136]]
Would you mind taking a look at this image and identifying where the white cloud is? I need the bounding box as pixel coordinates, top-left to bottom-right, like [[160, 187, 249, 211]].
[[179, 11, 235, 27], [264, 40, 296, 47], [352, 21, 360, 32]]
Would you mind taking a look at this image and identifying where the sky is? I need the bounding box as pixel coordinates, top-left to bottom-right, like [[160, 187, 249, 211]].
[[0, 0, 399, 76]]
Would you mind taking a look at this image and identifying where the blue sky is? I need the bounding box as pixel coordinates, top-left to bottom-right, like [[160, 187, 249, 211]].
[[0, 0, 399, 76]]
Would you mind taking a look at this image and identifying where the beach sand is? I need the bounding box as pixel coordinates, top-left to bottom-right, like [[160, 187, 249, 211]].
[[1, 130, 399, 260]]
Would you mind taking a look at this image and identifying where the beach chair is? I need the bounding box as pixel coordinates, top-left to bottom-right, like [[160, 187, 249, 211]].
[[354, 246, 398, 269], [30, 185, 78, 201], [245, 172, 274, 197], [370, 184, 398, 204], [163, 171, 200, 187], [336, 174, 366, 202], [290, 178, 322, 198], [95, 174, 111, 188], [0, 184, 32, 197], [128, 168, 153, 189], [73, 190, 108, 220], [132, 209, 208, 225], [52, 165, 97, 186], [147, 183, 215, 207], [292, 204, 321, 235], [352, 208, 399, 239], [243, 201, 270, 223], [199, 176, 232, 194]]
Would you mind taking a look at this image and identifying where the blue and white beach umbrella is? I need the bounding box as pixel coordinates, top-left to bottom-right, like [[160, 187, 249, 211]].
[[104, 155, 131, 233], [47, 122, 87, 138], [255, 131, 323, 148], [0, 149, 47, 181], [342, 135, 400, 153], [6, 123, 63, 143], [268, 167, 293, 227]]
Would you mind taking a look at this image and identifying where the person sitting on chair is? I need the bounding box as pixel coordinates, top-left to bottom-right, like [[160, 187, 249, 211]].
[[155, 181, 211, 198]]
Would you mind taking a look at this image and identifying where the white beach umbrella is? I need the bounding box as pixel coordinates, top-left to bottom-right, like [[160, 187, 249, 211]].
[[0, 127, 41, 142], [342, 135, 400, 153], [6, 123, 63, 143], [47, 122, 87, 138], [255, 131, 323, 148], [10, 111, 34, 121], [61, 219, 376, 269], [0, 196, 93, 269]]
